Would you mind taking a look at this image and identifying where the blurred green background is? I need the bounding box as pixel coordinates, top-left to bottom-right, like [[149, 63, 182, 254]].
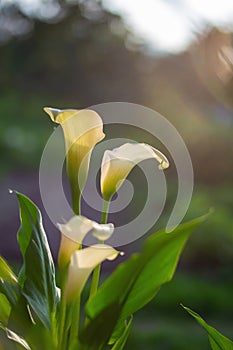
[[0, 0, 232, 349]]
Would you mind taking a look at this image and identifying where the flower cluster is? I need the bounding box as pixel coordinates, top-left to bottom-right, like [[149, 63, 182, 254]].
[[44, 107, 169, 303], [0, 105, 221, 350]]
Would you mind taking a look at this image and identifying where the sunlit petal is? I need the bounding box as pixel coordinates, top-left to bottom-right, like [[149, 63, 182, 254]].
[[44, 107, 105, 214], [57, 215, 93, 269], [58, 216, 93, 243], [101, 143, 169, 201], [92, 222, 114, 241], [66, 244, 121, 302], [57, 216, 115, 269]]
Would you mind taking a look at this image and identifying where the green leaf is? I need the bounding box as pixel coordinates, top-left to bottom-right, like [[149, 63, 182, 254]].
[[0, 256, 19, 308], [0, 257, 33, 336], [81, 303, 122, 350], [111, 316, 133, 350], [8, 293, 34, 338], [0, 257, 17, 283], [182, 305, 233, 350], [83, 214, 207, 347], [0, 293, 11, 324], [15, 191, 58, 329]]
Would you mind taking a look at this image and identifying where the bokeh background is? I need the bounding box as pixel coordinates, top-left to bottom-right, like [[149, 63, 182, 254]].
[[0, 0, 232, 349]]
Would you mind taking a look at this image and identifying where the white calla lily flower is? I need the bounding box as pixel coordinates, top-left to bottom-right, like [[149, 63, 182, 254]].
[[58, 216, 114, 269], [66, 244, 121, 302], [44, 107, 105, 214], [92, 221, 114, 241], [101, 143, 169, 201]]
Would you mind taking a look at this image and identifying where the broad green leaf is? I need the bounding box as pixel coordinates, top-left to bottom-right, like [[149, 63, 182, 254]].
[[80, 303, 122, 350], [182, 305, 233, 350], [0, 258, 33, 336], [0, 256, 19, 308], [0, 257, 17, 283], [1, 286, 45, 346], [8, 293, 34, 337], [83, 215, 207, 347], [15, 192, 58, 329], [0, 276, 19, 307], [0, 293, 11, 324], [111, 316, 133, 350]]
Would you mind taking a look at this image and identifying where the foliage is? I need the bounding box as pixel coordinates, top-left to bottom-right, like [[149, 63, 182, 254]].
[[0, 190, 209, 349], [182, 306, 233, 350]]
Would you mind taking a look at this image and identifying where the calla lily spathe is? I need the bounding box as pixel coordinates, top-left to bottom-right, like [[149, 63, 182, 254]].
[[58, 215, 114, 269], [65, 244, 120, 302], [101, 143, 169, 201], [44, 107, 105, 214]]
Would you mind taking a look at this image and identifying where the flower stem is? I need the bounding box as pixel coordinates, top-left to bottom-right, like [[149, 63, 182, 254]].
[[71, 188, 81, 215], [51, 310, 57, 349], [68, 297, 81, 350], [89, 263, 101, 299], [88, 200, 110, 301], [58, 268, 68, 350], [101, 200, 110, 225]]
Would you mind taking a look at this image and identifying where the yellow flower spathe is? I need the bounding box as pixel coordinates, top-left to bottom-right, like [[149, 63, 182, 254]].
[[44, 107, 105, 214], [101, 143, 169, 201]]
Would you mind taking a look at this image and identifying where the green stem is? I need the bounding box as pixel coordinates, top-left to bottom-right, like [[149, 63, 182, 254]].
[[67, 151, 81, 215], [58, 268, 68, 350], [71, 186, 81, 215], [61, 304, 72, 350], [51, 310, 57, 349], [88, 199, 110, 303], [79, 194, 82, 215], [89, 263, 101, 299], [65, 179, 82, 348], [69, 297, 81, 350], [101, 200, 110, 224]]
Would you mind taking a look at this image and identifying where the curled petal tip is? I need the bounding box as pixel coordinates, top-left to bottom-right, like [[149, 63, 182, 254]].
[[57, 223, 65, 231], [159, 160, 169, 170], [92, 222, 115, 241], [43, 107, 62, 122], [150, 147, 169, 169]]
